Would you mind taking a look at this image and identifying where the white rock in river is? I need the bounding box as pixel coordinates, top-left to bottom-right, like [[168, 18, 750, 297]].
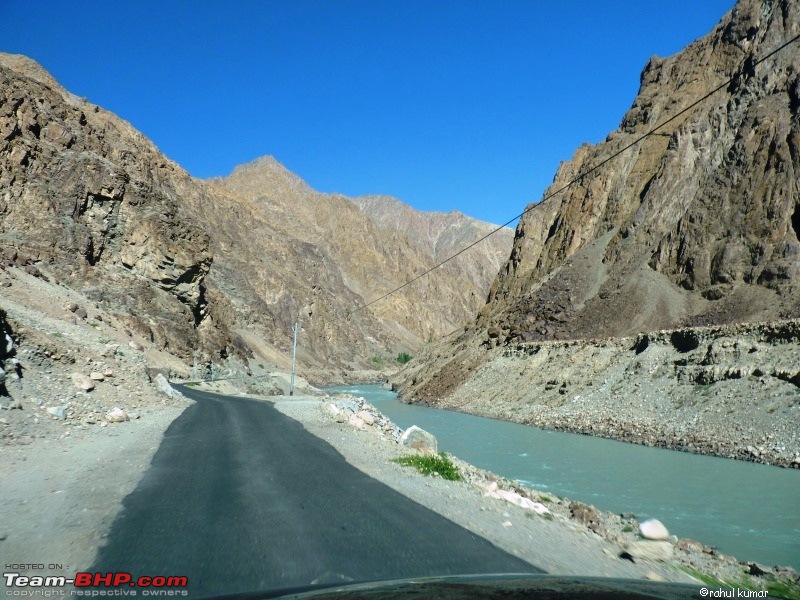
[[639, 519, 670, 540]]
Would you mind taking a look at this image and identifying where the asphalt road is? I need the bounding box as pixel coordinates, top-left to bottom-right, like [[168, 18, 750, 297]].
[[90, 386, 541, 597]]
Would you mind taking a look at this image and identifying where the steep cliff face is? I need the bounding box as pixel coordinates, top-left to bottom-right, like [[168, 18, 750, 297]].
[[401, 0, 799, 402], [482, 0, 799, 343], [0, 54, 220, 358]]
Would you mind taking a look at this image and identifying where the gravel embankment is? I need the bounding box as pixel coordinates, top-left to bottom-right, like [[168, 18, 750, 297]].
[[397, 321, 800, 468], [271, 391, 800, 594]]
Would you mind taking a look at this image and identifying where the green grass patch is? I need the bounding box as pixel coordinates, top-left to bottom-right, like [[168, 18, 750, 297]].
[[766, 578, 800, 599], [622, 525, 635, 533], [537, 495, 553, 503], [98, 338, 111, 345], [89, 322, 100, 329], [392, 452, 462, 481], [51, 332, 63, 338], [397, 352, 412, 364], [369, 356, 384, 367]]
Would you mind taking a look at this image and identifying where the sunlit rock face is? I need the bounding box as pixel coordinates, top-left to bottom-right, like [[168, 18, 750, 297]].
[[399, 0, 800, 402]]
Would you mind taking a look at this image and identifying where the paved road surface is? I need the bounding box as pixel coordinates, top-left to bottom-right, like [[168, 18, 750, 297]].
[[90, 386, 541, 597]]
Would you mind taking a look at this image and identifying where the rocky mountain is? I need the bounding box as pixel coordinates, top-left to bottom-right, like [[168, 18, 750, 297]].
[[480, 0, 800, 344], [208, 157, 513, 373], [0, 52, 512, 382], [352, 195, 511, 297], [0, 53, 224, 360], [395, 0, 800, 464]]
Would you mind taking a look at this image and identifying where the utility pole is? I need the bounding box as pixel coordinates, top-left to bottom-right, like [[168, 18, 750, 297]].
[[289, 321, 299, 396]]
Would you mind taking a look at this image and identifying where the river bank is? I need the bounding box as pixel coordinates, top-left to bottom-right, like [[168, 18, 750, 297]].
[[259, 386, 800, 596], [394, 320, 800, 468]]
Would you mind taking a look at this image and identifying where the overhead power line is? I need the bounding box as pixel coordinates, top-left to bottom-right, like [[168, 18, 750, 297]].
[[346, 32, 800, 320]]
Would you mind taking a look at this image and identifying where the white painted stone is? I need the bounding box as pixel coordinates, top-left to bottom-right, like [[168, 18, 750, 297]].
[[154, 374, 182, 398], [639, 519, 670, 540], [400, 425, 438, 454]]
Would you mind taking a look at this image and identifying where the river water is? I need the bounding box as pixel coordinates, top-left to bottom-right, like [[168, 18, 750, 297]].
[[327, 384, 800, 569]]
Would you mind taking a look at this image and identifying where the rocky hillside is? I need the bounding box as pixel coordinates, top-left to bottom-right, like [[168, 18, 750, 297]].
[[396, 0, 800, 464], [0, 52, 512, 384], [0, 53, 223, 361], [480, 0, 800, 344], [208, 157, 513, 369], [352, 195, 511, 298]]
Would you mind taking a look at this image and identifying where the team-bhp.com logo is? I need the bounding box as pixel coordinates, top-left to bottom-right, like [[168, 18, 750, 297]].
[[4, 572, 188, 596]]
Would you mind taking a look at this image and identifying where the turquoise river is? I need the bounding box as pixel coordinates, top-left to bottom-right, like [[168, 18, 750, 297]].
[[328, 384, 800, 569]]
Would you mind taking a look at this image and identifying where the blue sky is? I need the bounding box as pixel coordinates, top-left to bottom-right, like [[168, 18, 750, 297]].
[[3, 1, 734, 226]]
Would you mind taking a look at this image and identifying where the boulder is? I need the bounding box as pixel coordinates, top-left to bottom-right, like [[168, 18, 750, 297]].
[[335, 398, 360, 413], [89, 372, 105, 381], [570, 501, 601, 526], [639, 519, 670, 540], [71, 373, 95, 391], [621, 541, 674, 562], [356, 410, 375, 426], [400, 425, 438, 454], [47, 406, 67, 420], [129, 340, 143, 351], [154, 373, 182, 398], [106, 407, 129, 423], [676, 538, 703, 553], [348, 414, 365, 429]]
